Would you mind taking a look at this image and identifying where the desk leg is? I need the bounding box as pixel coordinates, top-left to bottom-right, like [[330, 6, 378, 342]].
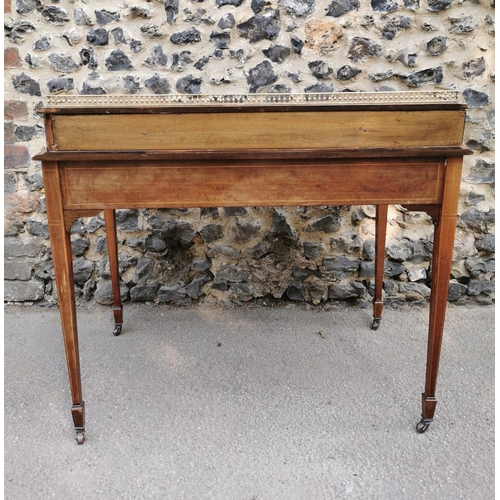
[[372, 204, 388, 330], [417, 157, 462, 433], [104, 209, 123, 336], [43, 161, 85, 444]]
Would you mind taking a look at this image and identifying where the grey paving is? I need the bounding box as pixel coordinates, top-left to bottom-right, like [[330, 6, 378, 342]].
[[4, 302, 495, 500]]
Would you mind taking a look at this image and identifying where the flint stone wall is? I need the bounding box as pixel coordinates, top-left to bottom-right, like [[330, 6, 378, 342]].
[[4, 0, 495, 307]]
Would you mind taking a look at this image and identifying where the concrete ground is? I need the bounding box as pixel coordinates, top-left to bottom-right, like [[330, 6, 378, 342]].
[[4, 301, 495, 500]]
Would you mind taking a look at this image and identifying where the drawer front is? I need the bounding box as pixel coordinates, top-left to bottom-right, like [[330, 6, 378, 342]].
[[60, 158, 446, 210]]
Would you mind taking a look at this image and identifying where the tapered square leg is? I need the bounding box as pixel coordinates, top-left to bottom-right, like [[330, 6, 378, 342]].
[[104, 209, 123, 336], [372, 205, 388, 330], [43, 161, 86, 443], [417, 156, 463, 433]]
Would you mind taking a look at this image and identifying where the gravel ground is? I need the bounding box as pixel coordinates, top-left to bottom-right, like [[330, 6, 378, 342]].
[[4, 302, 495, 500]]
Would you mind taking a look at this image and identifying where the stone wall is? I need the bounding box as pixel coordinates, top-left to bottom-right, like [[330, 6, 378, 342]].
[[4, 0, 495, 308]]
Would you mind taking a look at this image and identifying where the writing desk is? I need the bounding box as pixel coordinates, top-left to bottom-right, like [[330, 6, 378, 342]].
[[34, 92, 471, 443]]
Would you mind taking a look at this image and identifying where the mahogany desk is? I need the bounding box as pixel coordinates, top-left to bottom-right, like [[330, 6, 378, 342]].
[[34, 92, 471, 444]]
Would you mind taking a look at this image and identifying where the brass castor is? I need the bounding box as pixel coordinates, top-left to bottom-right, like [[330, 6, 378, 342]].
[[416, 419, 431, 434], [76, 431, 85, 444], [113, 324, 122, 336], [371, 318, 381, 330]]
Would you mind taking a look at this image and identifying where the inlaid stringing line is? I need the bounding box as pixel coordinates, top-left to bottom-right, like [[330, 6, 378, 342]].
[[46, 91, 459, 107]]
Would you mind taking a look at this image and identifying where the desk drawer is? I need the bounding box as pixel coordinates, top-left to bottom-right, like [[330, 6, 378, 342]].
[[60, 158, 445, 210]]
